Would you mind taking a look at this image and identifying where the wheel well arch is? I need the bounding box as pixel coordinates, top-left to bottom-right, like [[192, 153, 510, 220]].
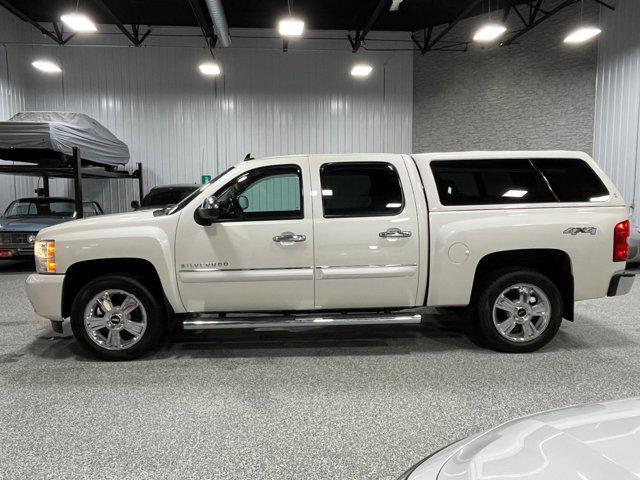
[[471, 249, 574, 321], [62, 258, 165, 319]]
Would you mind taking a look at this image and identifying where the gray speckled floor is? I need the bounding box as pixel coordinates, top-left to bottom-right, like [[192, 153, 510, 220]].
[[1, 260, 639, 480]]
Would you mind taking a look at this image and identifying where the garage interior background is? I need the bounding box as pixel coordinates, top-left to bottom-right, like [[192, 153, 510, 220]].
[[0, 0, 638, 223]]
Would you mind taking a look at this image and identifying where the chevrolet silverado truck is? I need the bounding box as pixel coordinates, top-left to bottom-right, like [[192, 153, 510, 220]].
[[25, 151, 635, 359]]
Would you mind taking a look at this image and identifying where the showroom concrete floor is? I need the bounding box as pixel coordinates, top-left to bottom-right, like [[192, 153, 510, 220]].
[[1, 261, 639, 480]]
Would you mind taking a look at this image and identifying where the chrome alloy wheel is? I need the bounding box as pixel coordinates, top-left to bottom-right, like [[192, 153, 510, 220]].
[[492, 283, 551, 343], [83, 289, 148, 351]]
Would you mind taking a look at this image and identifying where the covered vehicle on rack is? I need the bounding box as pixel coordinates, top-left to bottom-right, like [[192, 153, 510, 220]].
[[0, 197, 103, 260], [0, 111, 129, 168]]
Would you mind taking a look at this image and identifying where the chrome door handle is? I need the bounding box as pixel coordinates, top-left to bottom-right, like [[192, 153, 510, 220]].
[[273, 231, 306, 243], [379, 227, 412, 238]]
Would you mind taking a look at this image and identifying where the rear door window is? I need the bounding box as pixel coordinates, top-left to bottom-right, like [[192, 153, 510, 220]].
[[430, 159, 557, 205], [320, 162, 404, 217]]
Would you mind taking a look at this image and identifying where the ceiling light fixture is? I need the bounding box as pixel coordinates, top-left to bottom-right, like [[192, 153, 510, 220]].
[[350, 64, 373, 77], [564, 26, 602, 44], [198, 62, 221, 76], [278, 17, 305, 37], [32, 60, 62, 73], [473, 23, 507, 42], [60, 12, 98, 32]]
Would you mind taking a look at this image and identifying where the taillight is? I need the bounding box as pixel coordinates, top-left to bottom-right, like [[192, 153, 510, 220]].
[[613, 220, 630, 262]]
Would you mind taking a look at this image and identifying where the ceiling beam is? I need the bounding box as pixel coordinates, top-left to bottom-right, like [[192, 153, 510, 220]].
[[411, 0, 482, 54], [529, 0, 544, 23], [350, 0, 389, 53], [0, 0, 72, 45], [91, 0, 150, 46], [500, 0, 577, 46]]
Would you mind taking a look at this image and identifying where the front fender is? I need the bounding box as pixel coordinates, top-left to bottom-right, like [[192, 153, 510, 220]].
[[52, 219, 185, 314]]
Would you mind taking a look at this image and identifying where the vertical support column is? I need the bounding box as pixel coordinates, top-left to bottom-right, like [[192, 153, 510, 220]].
[[42, 174, 50, 196], [137, 162, 144, 202], [72, 147, 83, 219]]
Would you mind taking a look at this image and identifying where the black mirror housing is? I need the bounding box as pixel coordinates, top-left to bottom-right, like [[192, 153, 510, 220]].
[[194, 195, 220, 226]]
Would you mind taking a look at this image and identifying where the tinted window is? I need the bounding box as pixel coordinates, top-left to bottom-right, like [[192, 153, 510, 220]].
[[532, 158, 609, 202], [4, 200, 75, 216], [142, 187, 197, 208], [431, 159, 557, 205], [4, 201, 36, 216], [49, 201, 75, 215], [320, 162, 404, 217], [215, 165, 303, 221]]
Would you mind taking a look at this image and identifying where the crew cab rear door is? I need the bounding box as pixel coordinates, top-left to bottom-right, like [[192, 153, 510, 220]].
[[309, 154, 420, 309]]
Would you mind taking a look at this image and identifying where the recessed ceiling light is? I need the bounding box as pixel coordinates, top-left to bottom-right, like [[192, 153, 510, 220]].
[[60, 12, 98, 32], [32, 60, 62, 73], [564, 26, 602, 44], [198, 62, 221, 76], [473, 23, 507, 42], [351, 64, 373, 77], [278, 17, 304, 37]]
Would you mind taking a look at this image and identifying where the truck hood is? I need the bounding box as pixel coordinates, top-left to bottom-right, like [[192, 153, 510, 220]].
[[0, 215, 71, 232], [37, 209, 159, 239], [409, 398, 640, 480]]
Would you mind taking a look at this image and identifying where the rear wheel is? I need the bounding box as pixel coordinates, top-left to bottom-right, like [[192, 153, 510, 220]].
[[475, 268, 562, 353], [70, 275, 166, 360]]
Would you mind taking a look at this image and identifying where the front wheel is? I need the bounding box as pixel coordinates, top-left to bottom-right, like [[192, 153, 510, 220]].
[[475, 268, 562, 353], [70, 275, 166, 360]]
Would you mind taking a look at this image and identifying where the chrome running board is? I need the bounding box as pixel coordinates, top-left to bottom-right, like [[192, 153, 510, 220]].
[[182, 313, 422, 330]]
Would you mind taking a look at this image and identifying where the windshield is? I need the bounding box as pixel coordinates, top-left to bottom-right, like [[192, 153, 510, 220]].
[[4, 199, 76, 217], [141, 187, 198, 208], [167, 167, 235, 215]]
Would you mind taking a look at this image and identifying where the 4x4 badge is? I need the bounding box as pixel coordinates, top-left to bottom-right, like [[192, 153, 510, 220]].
[[563, 227, 597, 236]]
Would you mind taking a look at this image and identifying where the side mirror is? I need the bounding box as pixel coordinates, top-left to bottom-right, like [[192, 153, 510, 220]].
[[194, 195, 220, 226], [131, 200, 140, 210]]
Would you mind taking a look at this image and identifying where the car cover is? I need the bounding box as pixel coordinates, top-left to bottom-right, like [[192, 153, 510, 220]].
[[0, 111, 129, 166]]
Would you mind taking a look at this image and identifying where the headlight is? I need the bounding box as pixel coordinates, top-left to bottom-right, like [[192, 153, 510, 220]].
[[34, 240, 56, 273]]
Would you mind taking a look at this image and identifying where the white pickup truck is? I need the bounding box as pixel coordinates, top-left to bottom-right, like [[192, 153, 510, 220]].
[[25, 151, 634, 359]]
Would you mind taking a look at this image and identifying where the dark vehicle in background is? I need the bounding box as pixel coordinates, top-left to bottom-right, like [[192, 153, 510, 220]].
[[131, 184, 198, 210], [0, 197, 103, 259]]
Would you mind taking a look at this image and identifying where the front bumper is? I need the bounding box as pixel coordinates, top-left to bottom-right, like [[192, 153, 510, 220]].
[[25, 273, 65, 321], [607, 270, 635, 296]]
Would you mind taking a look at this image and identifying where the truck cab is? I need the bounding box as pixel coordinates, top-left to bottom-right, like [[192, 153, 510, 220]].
[[25, 151, 634, 359]]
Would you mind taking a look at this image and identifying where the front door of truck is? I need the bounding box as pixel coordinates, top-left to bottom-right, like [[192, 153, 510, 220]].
[[309, 155, 421, 309], [175, 156, 314, 312]]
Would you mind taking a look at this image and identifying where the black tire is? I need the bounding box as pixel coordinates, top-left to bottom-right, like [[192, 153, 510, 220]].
[[475, 268, 562, 353], [70, 274, 166, 360]]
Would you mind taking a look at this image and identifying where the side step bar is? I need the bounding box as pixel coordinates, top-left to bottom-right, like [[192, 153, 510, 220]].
[[182, 313, 423, 330]]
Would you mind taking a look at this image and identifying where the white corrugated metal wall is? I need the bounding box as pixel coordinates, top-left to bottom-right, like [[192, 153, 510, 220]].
[[0, 9, 27, 211], [594, 0, 640, 224], [0, 9, 412, 213]]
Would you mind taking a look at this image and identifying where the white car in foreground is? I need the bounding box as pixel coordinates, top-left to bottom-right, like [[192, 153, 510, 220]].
[[400, 397, 640, 479]]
